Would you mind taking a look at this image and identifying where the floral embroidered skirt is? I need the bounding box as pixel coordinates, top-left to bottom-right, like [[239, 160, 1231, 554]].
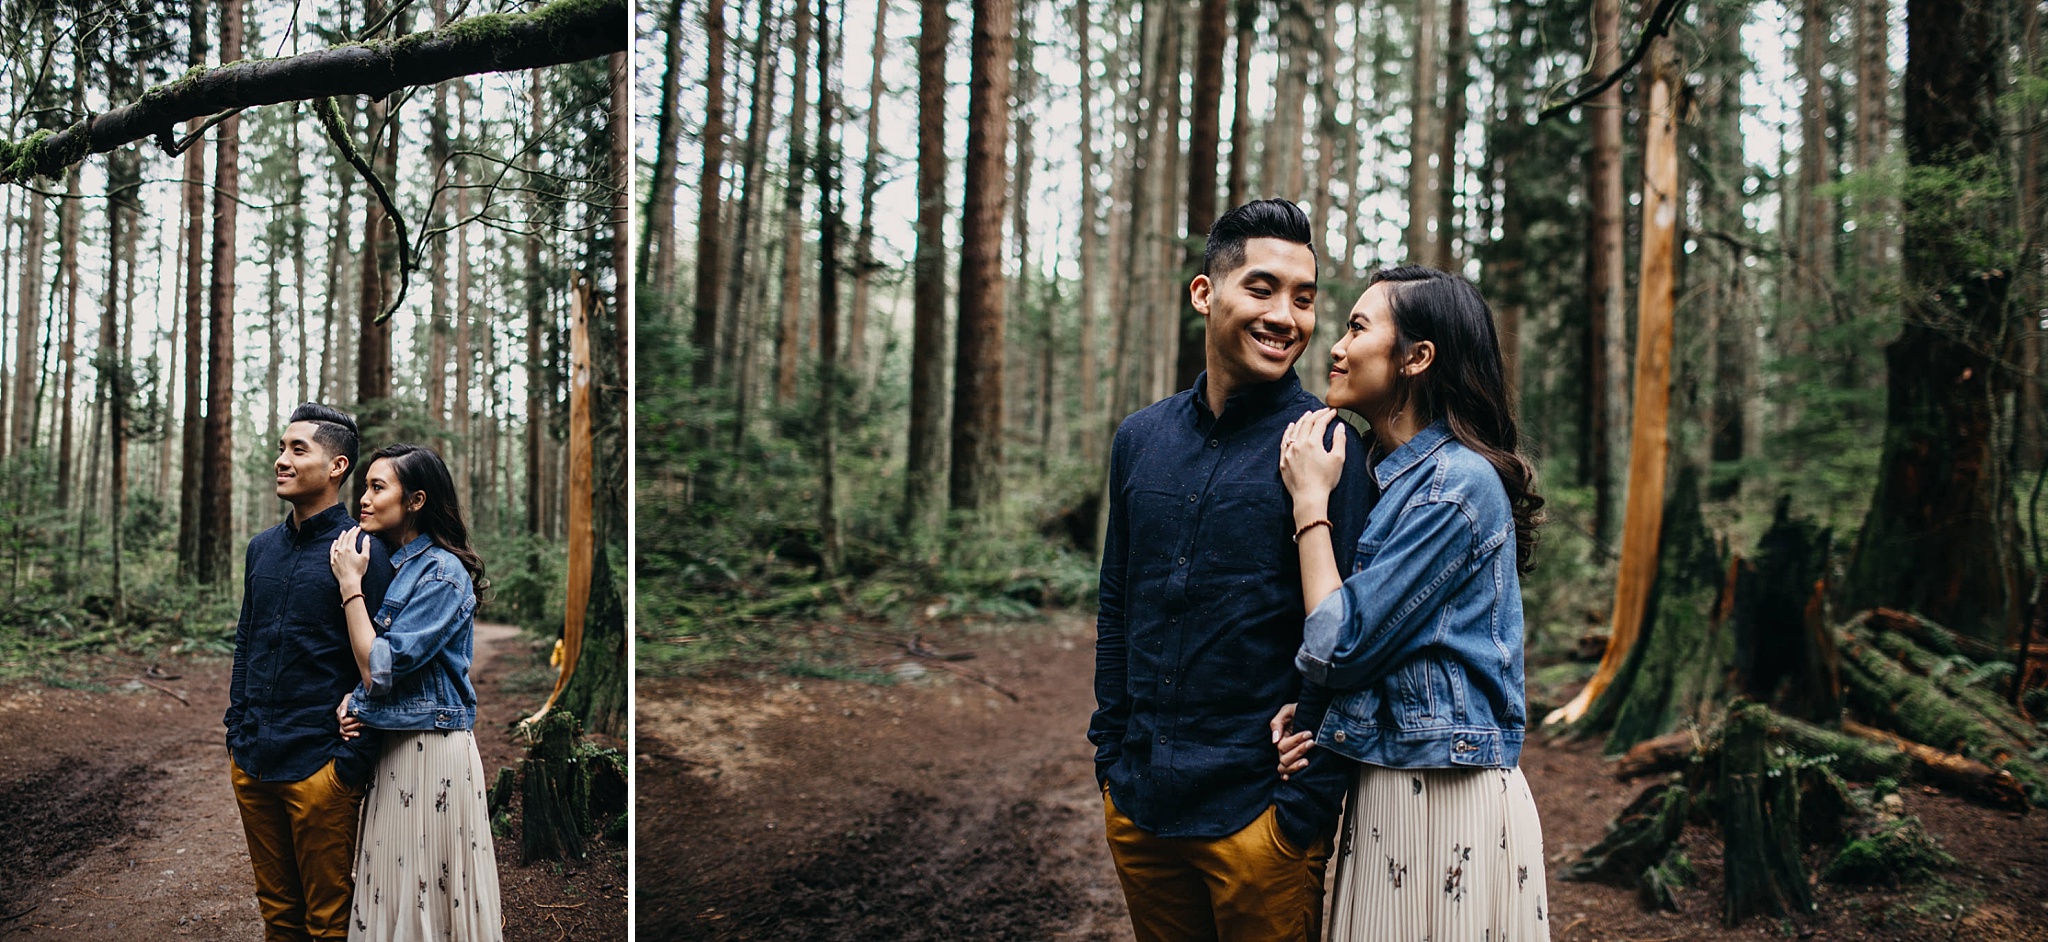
[[349, 728, 504, 942], [1327, 764, 1551, 942]]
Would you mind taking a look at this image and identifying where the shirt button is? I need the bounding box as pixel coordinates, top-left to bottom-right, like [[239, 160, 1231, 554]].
[[1163, 676, 1173, 685], [1177, 556, 1187, 566], [1207, 439, 1218, 448], [1159, 736, 1168, 744], [1187, 494, 1196, 503]]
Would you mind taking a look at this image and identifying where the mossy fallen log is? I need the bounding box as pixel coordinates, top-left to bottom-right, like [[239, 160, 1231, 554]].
[[1865, 628, 2035, 748], [1771, 713, 1910, 783], [1839, 621, 2047, 803], [1840, 719, 2028, 811]]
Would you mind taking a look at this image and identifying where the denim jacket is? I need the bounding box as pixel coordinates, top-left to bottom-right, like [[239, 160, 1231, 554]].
[[1296, 420, 1528, 770], [347, 534, 479, 731]]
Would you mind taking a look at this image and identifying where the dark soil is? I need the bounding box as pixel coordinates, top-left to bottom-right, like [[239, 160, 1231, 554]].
[[0, 622, 624, 941], [638, 611, 2048, 942]]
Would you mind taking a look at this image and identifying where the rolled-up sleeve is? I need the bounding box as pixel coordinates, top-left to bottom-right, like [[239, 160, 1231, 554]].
[[1296, 497, 1474, 690], [366, 561, 473, 698]]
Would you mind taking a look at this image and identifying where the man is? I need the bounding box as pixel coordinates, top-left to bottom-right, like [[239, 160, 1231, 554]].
[[1091, 199, 1375, 941], [225, 402, 393, 941]]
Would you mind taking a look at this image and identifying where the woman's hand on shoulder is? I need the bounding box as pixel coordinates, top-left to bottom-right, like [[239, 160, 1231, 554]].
[[1280, 408, 1347, 514], [329, 526, 371, 591]]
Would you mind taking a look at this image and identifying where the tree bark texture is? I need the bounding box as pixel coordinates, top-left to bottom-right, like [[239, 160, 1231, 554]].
[[642, 0, 687, 294], [1584, 0, 1627, 547], [847, 0, 891, 381], [1404, 0, 1440, 264], [775, 0, 815, 407], [949, 0, 1014, 514], [1173, 0, 1230, 392], [198, 0, 243, 587], [689, 0, 726, 385], [903, 0, 949, 536], [1844, 0, 2024, 645]]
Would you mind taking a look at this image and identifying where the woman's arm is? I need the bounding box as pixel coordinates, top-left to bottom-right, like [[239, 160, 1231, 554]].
[[365, 562, 475, 697], [1297, 498, 1476, 690]]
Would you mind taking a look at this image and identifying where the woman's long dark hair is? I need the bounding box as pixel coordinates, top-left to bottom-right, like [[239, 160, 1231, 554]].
[[368, 443, 489, 595], [1371, 265, 1544, 573]]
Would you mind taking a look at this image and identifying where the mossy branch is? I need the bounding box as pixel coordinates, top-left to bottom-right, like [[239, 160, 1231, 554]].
[[0, 0, 625, 184], [314, 97, 413, 325]]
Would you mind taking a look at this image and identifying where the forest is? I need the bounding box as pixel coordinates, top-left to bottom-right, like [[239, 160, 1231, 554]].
[[646, 0, 2048, 934], [0, 0, 631, 937]]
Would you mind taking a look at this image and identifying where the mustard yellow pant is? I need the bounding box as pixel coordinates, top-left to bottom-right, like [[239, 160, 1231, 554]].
[[1104, 786, 1331, 942], [230, 757, 364, 942]]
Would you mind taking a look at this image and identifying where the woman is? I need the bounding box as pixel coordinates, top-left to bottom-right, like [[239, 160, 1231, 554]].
[[1276, 266, 1549, 940], [331, 443, 503, 942]]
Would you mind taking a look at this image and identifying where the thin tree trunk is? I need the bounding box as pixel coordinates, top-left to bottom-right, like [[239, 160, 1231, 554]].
[[847, 0, 890, 382], [1173, 0, 1230, 392], [1264, 0, 1308, 202], [428, 17, 452, 428], [1585, 0, 1627, 553], [453, 83, 474, 511], [815, 0, 844, 574], [776, 0, 816, 407], [641, 0, 686, 294], [721, 0, 778, 400], [176, 98, 204, 578], [356, 93, 396, 416], [10, 193, 41, 457], [1795, 0, 1835, 305], [55, 167, 80, 510], [1405, 0, 1440, 264], [902, 0, 949, 537], [690, 0, 726, 384], [1076, 0, 1102, 465], [1225, 0, 1255, 209], [525, 68, 546, 537], [949, 0, 1015, 515], [1434, 0, 1467, 270]]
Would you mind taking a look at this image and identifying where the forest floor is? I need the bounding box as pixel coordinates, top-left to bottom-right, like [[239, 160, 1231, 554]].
[[0, 621, 625, 941], [637, 610, 2048, 941]]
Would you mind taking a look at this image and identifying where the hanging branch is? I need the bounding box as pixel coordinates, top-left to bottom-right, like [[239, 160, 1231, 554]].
[[1537, 0, 1690, 122], [0, 0, 624, 183], [314, 96, 415, 324]]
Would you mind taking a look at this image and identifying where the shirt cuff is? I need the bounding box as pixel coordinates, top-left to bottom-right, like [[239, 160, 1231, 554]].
[[1295, 590, 1349, 685], [368, 635, 395, 697]]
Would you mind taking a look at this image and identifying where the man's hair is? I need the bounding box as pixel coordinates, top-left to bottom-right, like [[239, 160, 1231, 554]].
[[1202, 198, 1316, 278], [287, 402, 361, 482]]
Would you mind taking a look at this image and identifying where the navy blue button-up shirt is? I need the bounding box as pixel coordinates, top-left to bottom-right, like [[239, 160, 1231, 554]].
[[225, 502, 393, 786], [1091, 370, 1375, 848]]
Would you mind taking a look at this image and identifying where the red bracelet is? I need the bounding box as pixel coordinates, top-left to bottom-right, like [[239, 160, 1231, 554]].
[[1292, 519, 1333, 543], [342, 592, 365, 609]]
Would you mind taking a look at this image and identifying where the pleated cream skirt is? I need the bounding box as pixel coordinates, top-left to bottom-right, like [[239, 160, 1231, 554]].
[[1327, 764, 1550, 942], [349, 728, 504, 942]]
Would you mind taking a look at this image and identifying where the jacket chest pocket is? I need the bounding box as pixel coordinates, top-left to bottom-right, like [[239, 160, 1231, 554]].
[[1201, 484, 1288, 572], [1350, 535, 1384, 576]]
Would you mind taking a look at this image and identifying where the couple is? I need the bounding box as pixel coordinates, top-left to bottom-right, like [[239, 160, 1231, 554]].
[[1092, 199, 1549, 941], [223, 402, 502, 942]]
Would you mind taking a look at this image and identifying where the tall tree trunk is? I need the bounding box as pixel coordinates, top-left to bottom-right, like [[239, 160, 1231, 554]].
[[453, 82, 474, 512], [525, 68, 546, 537], [1854, 0, 1892, 279], [1010, 0, 1035, 440], [847, 0, 890, 382], [1225, 0, 1255, 209], [1844, 0, 2024, 644], [1405, 0, 1440, 264], [428, 15, 451, 430], [815, 0, 844, 574], [776, 0, 816, 407], [1584, 0, 1627, 553], [199, 0, 243, 586], [723, 0, 780, 446], [902, 0, 949, 537], [641, 0, 686, 295], [1173, 0, 1230, 392], [176, 87, 204, 578], [690, 0, 727, 385], [104, 152, 138, 621], [1263, 0, 1308, 203], [949, 0, 1015, 515], [1550, 37, 1680, 728], [1076, 0, 1102, 465], [1434, 0, 1467, 270], [10, 194, 42, 458], [1794, 0, 1835, 305], [355, 94, 396, 417], [1489, 0, 1529, 398], [55, 167, 80, 511]]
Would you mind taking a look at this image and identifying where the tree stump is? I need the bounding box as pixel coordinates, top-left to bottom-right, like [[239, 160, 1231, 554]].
[[520, 709, 591, 863], [1716, 703, 1813, 926]]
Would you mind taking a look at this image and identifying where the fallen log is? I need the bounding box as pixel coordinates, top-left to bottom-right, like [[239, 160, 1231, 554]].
[[1865, 628, 2035, 748], [1840, 719, 2028, 811], [1839, 626, 2047, 802], [1615, 730, 1702, 780]]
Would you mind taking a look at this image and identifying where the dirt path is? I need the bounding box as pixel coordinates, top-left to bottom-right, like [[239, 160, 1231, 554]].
[[0, 621, 624, 941], [637, 610, 2048, 941]]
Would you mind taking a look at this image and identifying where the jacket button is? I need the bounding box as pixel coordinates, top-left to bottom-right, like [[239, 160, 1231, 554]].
[[1332, 730, 1347, 743]]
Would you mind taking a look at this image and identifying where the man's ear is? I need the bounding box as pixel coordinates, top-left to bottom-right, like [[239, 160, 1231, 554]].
[[1402, 340, 1437, 377], [1189, 273, 1213, 317], [329, 454, 351, 485]]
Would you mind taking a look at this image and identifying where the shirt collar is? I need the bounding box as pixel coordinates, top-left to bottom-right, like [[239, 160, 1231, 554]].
[[1190, 369, 1303, 425], [390, 532, 436, 567], [283, 502, 351, 542], [1373, 419, 1455, 490]]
